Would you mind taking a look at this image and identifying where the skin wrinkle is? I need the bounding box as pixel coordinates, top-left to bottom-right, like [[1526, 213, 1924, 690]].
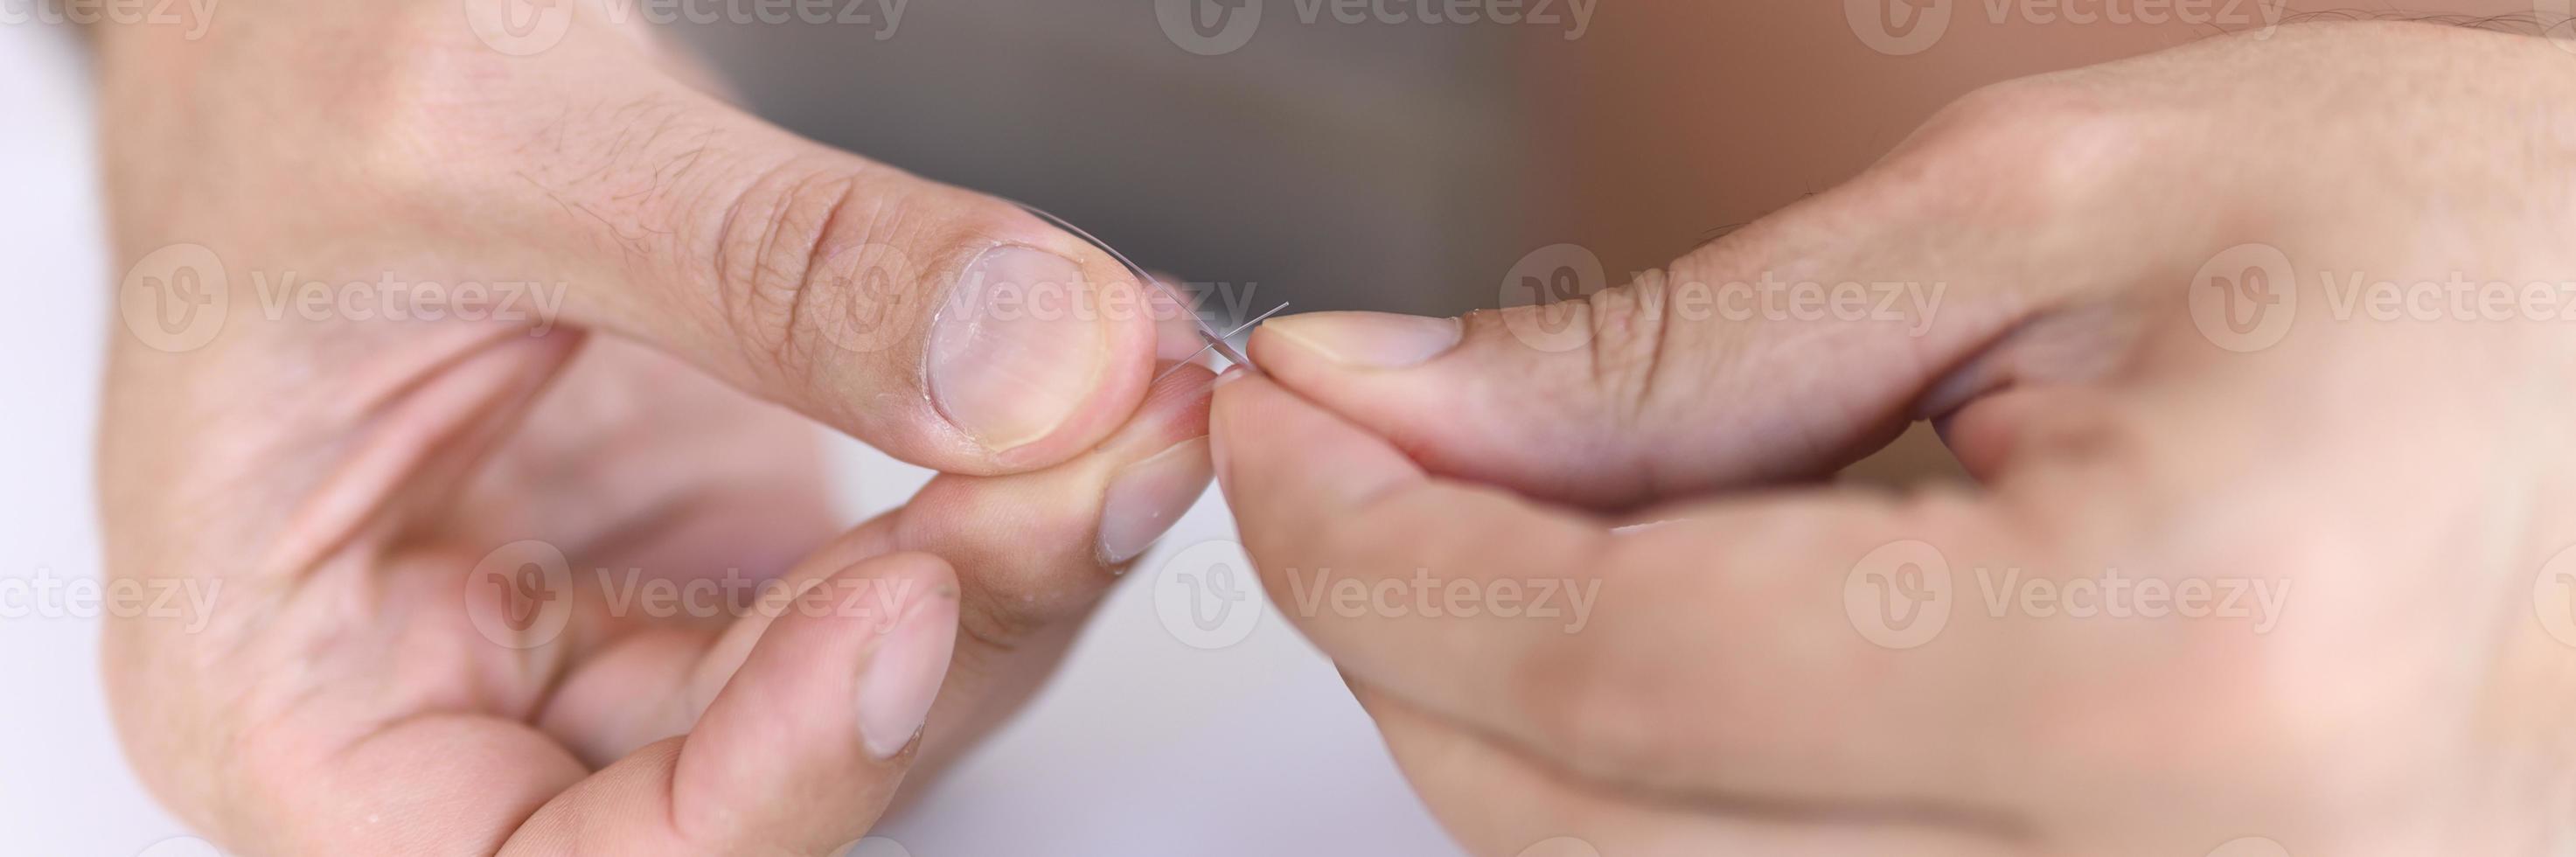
[[254, 331, 578, 592], [90, 6, 2576, 854], [723, 166, 850, 381], [1204, 21, 2576, 855], [775, 173, 860, 389], [95, 12, 1199, 828]]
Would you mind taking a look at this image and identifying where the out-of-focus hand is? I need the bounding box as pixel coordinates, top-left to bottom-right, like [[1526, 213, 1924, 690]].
[[1218, 21, 2576, 856], [95, 3, 1215, 854]]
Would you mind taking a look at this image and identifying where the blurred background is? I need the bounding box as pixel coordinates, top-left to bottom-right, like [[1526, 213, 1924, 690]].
[[8, 0, 2440, 852], [681, 0, 1527, 320]]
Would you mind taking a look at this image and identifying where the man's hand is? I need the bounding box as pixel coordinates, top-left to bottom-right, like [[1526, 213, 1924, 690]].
[[95, 2, 1214, 853], [1218, 21, 2576, 855]]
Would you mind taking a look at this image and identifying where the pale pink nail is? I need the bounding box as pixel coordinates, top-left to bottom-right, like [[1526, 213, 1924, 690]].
[[928, 246, 1110, 453], [1261, 311, 1462, 369], [1097, 436, 1215, 565], [857, 588, 957, 759]]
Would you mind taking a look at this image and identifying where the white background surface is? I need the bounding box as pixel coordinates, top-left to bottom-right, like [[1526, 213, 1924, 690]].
[[0, 22, 1458, 856]]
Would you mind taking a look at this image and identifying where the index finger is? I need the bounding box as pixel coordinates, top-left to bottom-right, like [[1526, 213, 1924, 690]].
[[351, 24, 1194, 476]]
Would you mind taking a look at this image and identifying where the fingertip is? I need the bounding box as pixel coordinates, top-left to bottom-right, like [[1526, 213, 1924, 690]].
[[665, 551, 959, 850], [1250, 311, 1464, 373], [1243, 323, 1304, 373], [1211, 374, 1424, 522], [942, 238, 1173, 474], [1240, 312, 1503, 483], [856, 552, 959, 761], [1244, 318, 1373, 405], [1243, 304, 1735, 510], [1095, 367, 1221, 566], [1137, 362, 1218, 439], [1207, 371, 1268, 491]]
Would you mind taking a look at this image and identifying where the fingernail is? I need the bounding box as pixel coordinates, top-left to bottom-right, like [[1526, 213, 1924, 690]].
[[1097, 436, 1214, 565], [857, 586, 957, 759], [929, 246, 1110, 452], [1262, 311, 1462, 369]]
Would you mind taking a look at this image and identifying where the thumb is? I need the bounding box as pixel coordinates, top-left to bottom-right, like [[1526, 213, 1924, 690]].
[[1246, 225, 1988, 506], [433, 21, 1189, 476], [1238, 81, 2239, 508], [508, 553, 958, 856], [1247, 178, 2072, 509]]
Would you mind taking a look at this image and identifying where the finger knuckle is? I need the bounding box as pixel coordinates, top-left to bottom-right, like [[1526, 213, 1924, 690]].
[[708, 166, 968, 386], [1576, 275, 1684, 435], [1880, 77, 2153, 221], [265, 17, 514, 203], [710, 166, 862, 380]]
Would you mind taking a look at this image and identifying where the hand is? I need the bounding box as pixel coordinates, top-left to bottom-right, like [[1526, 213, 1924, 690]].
[[1216, 21, 2576, 856], [95, 3, 1214, 854]]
